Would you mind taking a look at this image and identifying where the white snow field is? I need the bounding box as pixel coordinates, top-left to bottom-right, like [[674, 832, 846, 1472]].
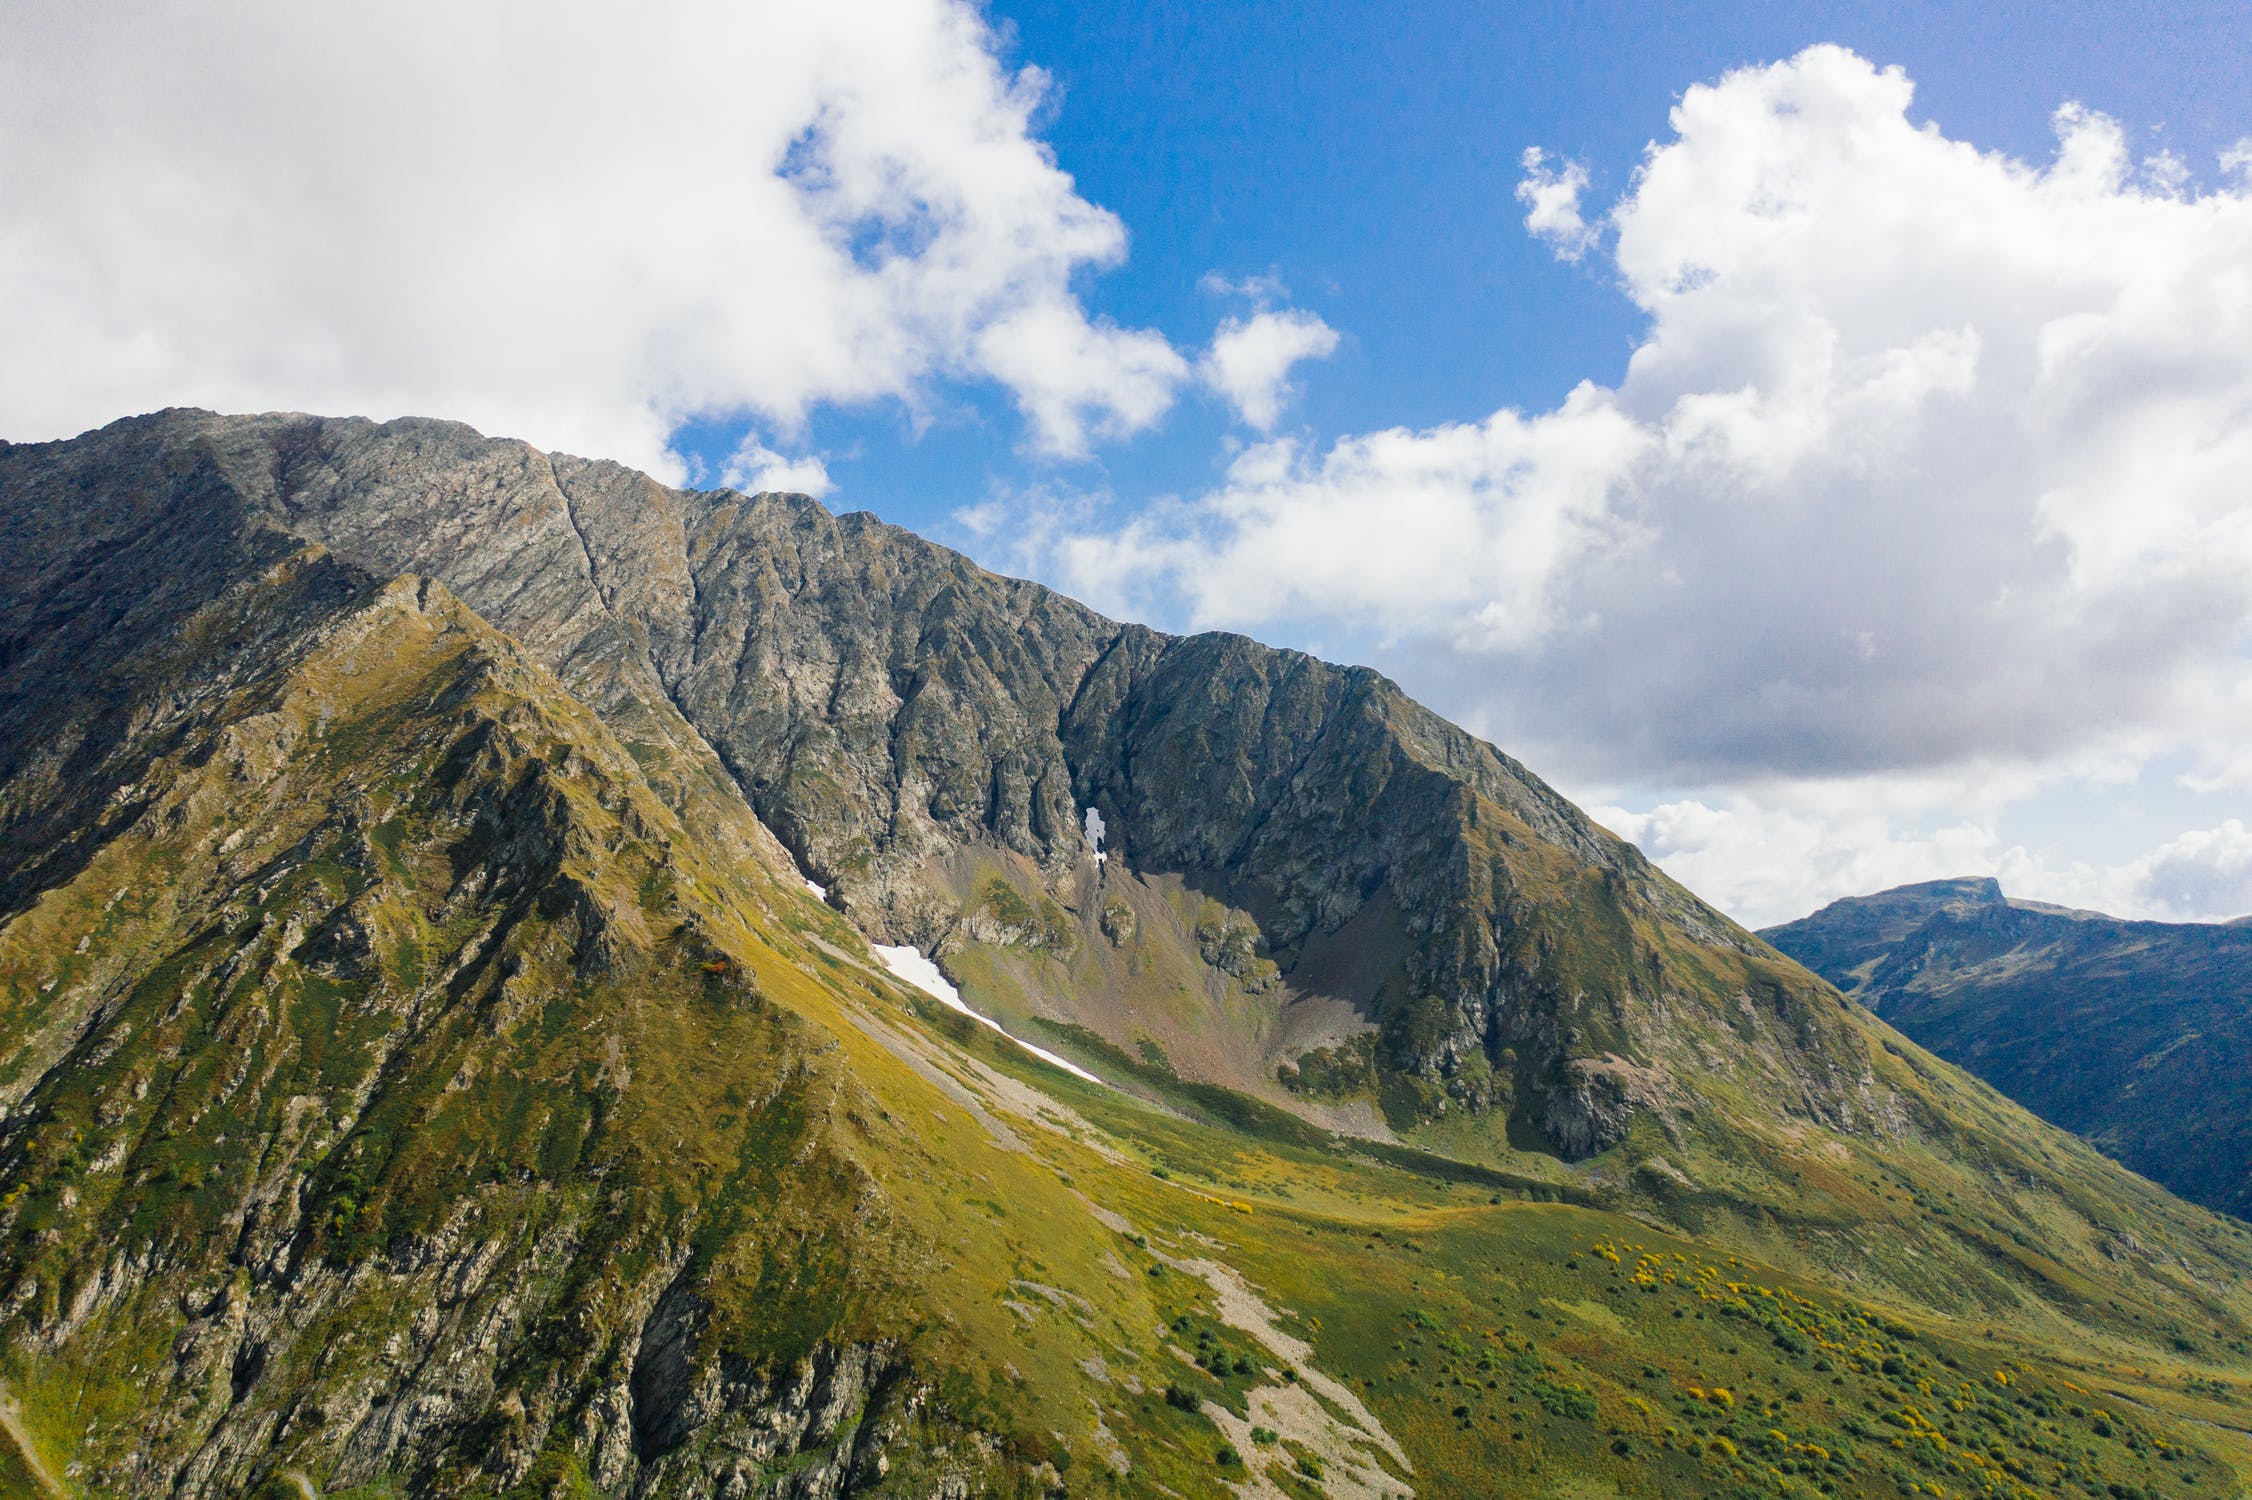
[[870, 943, 1106, 1086]]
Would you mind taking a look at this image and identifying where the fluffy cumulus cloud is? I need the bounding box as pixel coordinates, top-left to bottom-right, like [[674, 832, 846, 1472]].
[[1199, 309, 1341, 430], [1514, 147, 1597, 259], [721, 438, 832, 498], [973, 299, 1187, 457], [0, 0, 1185, 475], [1602, 791, 2252, 928], [1591, 786, 2008, 930], [1071, 45, 2252, 780], [1050, 44, 2252, 924], [1035, 43, 2252, 923], [2131, 821, 2252, 921], [1062, 388, 1643, 646]]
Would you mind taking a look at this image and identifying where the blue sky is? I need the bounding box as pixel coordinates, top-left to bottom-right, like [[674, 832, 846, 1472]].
[[671, 0, 2252, 525], [6, 0, 2251, 925]]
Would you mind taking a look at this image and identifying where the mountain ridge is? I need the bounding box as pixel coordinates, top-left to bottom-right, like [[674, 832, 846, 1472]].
[[8, 408, 1777, 1163]]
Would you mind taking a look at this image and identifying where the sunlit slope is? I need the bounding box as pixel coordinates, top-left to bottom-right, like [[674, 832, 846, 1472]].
[[930, 720, 2252, 1369], [0, 563, 1280, 1495]]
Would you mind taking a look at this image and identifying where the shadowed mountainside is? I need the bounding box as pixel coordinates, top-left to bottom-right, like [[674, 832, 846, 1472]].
[[1766, 876, 2252, 1218]]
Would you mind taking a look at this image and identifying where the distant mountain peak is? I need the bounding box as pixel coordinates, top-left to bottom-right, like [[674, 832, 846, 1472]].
[[1765, 876, 2252, 1220], [1888, 874, 2005, 903]]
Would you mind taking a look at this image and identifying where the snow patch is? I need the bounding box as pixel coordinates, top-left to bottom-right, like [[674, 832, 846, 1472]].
[[871, 944, 1106, 1086], [803, 876, 827, 900], [1083, 805, 1106, 862], [870, 943, 961, 1005]]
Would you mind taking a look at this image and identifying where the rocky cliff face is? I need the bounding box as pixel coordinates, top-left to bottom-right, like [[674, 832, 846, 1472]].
[[5, 410, 1868, 1164]]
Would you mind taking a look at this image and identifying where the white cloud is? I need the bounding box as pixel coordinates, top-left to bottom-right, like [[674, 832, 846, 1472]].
[[1592, 786, 2006, 930], [1199, 309, 1341, 430], [1516, 147, 1598, 260], [1061, 387, 1643, 645], [973, 296, 1188, 457], [722, 438, 832, 497], [2127, 820, 2252, 921], [1060, 46, 2252, 799], [0, 0, 1186, 475], [1198, 271, 1291, 303], [951, 479, 1120, 586], [1596, 783, 2252, 929]]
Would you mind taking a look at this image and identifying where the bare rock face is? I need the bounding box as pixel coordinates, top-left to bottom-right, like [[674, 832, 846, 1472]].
[[1, 410, 1857, 1168], [624, 1280, 904, 1500]]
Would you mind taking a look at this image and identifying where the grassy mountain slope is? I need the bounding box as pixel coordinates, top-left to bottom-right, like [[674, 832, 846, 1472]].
[[1764, 878, 2252, 1219], [0, 554, 1363, 1495], [3, 414, 2252, 1498]]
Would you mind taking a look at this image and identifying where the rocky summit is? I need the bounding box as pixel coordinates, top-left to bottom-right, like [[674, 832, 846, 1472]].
[[6, 411, 2252, 1499]]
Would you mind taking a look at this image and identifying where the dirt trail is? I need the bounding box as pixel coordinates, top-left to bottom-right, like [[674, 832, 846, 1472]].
[[0, 1381, 68, 1499], [1169, 1255, 1414, 1500]]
